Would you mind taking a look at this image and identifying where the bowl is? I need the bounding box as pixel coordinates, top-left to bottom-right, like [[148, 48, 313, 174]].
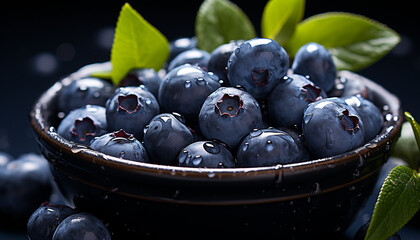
[[30, 62, 403, 239]]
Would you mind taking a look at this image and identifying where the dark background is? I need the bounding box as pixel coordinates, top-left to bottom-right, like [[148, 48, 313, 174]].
[[0, 0, 419, 239]]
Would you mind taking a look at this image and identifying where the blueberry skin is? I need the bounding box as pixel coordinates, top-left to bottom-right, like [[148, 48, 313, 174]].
[[0, 153, 52, 221], [90, 129, 149, 162], [227, 38, 289, 99], [292, 42, 336, 93], [52, 212, 111, 240], [237, 129, 301, 167], [167, 48, 211, 72], [144, 113, 194, 165], [57, 105, 108, 146], [343, 95, 384, 142], [119, 68, 162, 98], [207, 40, 244, 86], [106, 86, 160, 140], [159, 64, 221, 119], [27, 202, 78, 240], [302, 97, 365, 158], [267, 74, 327, 128], [168, 37, 198, 63], [199, 87, 262, 149], [58, 77, 114, 113], [277, 127, 312, 161], [178, 141, 235, 168]]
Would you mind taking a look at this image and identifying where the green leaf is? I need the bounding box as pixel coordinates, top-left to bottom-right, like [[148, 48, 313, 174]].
[[405, 112, 420, 154], [110, 3, 169, 85], [284, 12, 401, 71], [195, 0, 256, 53], [366, 165, 420, 240], [261, 0, 305, 45]]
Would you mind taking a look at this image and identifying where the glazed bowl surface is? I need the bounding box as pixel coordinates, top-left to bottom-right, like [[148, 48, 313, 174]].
[[30, 62, 403, 239]]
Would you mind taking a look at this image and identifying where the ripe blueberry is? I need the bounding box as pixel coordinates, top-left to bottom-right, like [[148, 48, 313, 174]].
[[237, 128, 301, 167], [57, 105, 108, 146], [58, 77, 114, 113], [168, 37, 198, 63], [302, 97, 364, 158], [106, 86, 159, 140], [52, 212, 111, 240], [27, 202, 78, 240], [227, 38, 289, 99], [158, 64, 220, 120], [267, 74, 326, 128], [90, 129, 149, 162], [199, 87, 262, 149], [144, 113, 194, 165], [0, 153, 52, 223], [292, 42, 336, 93]]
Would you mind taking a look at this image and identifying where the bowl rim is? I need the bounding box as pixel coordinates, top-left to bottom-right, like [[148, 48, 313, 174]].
[[30, 62, 403, 181]]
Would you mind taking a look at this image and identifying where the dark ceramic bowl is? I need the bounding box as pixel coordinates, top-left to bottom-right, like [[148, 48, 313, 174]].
[[30, 62, 403, 239]]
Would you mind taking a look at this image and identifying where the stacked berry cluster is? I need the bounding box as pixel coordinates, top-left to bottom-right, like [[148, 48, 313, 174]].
[[56, 37, 384, 168]]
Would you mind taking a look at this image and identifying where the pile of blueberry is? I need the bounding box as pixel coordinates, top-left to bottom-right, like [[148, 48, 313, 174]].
[[56, 37, 384, 168]]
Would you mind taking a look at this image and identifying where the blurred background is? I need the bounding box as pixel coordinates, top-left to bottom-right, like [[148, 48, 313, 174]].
[[0, 0, 418, 238]]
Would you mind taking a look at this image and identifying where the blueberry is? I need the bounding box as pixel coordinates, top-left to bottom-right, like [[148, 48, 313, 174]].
[[27, 202, 78, 240], [58, 77, 114, 113], [57, 105, 108, 146], [291, 42, 336, 93], [207, 40, 244, 86], [343, 95, 384, 142], [167, 48, 211, 72], [199, 87, 262, 149], [52, 212, 111, 240], [178, 141, 235, 168], [237, 129, 301, 167], [227, 38, 289, 99], [302, 97, 365, 158], [168, 37, 198, 63], [106, 86, 160, 140], [144, 113, 194, 165], [119, 68, 162, 99], [0, 153, 52, 222], [158, 64, 221, 120], [90, 129, 149, 162], [267, 74, 327, 128]]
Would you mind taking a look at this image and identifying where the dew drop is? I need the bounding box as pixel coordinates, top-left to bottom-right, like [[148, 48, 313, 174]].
[[178, 150, 189, 164], [249, 129, 262, 138], [119, 151, 125, 158], [203, 142, 220, 154], [184, 80, 191, 88], [192, 155, 203, 166], [196, 77, 206, 86], [207, 172, 215, 178], [266, 140, 274, 151], [242, 142, 249, 151], [145, 98, 152, 105]]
